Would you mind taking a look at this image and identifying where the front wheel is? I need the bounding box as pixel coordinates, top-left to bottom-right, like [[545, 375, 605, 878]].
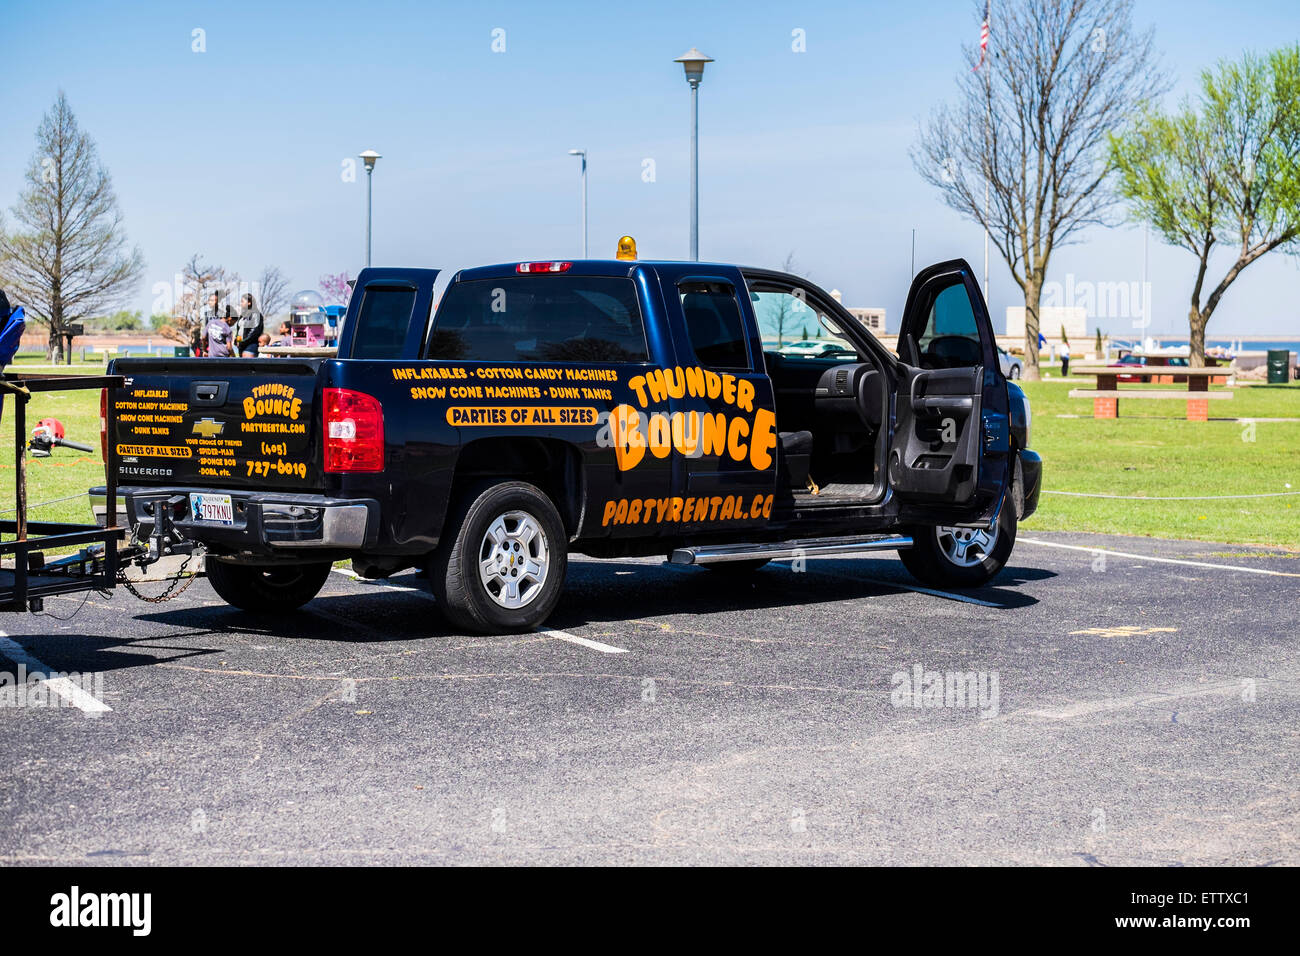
[[430, 481, 568, 634], [899, 506, 1016, 589], [205, 559, 333, 612]]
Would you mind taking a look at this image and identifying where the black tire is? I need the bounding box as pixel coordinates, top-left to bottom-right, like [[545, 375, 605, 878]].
[[702, 558, 771, 574], [205, 559, 332, 612], [430, 481, 568, 634], [1009, 365, 1021, 380], [899, 505, 1017, 589]]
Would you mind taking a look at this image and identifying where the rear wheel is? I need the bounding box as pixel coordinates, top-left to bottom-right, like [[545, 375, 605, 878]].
[[899, 505, 1016, 588], [430, 481, 568, 634], [205, 559, 332, 612]]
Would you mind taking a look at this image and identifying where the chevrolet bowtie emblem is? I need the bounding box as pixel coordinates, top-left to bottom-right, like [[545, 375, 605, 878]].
[[192, 418, 225, 438]]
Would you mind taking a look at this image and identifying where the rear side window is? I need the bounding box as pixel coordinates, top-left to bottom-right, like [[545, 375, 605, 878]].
[[350, 287, 416, 360], [679, 281, 749, 369], [427, 276, 648, 363]]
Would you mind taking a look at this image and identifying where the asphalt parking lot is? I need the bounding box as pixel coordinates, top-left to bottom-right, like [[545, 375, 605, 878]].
[[1, 529, 1297, 866]]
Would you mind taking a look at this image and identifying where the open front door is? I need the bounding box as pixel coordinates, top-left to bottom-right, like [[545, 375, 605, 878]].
[[888, 259, 1010, 518]]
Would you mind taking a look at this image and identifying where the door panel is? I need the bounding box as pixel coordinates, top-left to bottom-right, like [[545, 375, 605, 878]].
[[890, 260, 1010, 513], [889, 365, 983, 502]]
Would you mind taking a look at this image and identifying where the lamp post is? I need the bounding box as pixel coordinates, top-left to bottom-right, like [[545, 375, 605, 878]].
[[359, 149, 381, 268], [674, 47, 713, 261], [567, 149, 587, 258]]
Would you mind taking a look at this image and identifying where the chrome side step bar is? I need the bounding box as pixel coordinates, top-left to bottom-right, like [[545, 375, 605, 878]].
[[670, 534, 913, 566]]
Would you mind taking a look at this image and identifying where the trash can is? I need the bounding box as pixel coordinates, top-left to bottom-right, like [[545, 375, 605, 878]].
[[1267, 349, 1290, 384]]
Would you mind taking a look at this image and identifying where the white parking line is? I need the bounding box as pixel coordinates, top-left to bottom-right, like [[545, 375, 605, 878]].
[[800, 565, 1003, 607], [863, 578, 1003, 607], [538, 629, 628, 654], [1019, 537, 1300, 578], [0, 633, 112, 715]]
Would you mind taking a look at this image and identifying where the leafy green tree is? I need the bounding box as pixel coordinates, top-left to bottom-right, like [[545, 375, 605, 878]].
[[1110, 46, 1300, 365]]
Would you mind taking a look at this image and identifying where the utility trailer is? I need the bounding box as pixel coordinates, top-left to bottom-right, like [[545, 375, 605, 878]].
[[0, 372, 131, 612]]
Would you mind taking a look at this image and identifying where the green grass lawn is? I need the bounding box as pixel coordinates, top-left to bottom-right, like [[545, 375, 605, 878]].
[[0, 371, 106, 529], [1019, 379, 1300, 549], [2, 374, 1297, 548]]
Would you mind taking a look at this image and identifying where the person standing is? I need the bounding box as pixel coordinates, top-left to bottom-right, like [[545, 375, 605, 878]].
[[236, 293, 264, 357], [202, 293, 234, 358], [271, 320, 293, 347]]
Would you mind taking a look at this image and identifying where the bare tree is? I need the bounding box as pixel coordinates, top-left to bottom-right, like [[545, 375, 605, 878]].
[[761, 252, 806, 346], [0, 92, 144, 362], [912, 0, 1166, 379], [159, 253, 237, 343], [255, 265, 289, 320]]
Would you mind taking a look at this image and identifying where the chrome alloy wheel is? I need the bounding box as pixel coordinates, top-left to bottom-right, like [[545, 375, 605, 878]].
[[478, 510, 549, 609], [934, 523, 998, 568]]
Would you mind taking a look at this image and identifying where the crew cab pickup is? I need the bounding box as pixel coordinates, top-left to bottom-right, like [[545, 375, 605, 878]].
[[102, 257, 1041, 633]]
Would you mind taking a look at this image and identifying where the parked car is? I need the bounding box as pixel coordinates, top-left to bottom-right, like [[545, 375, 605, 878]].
[[99, 257, 1041, 633], [778, 340, 846, 358], [997, 346, 1022, 379], [1109, 353, 1188, 382]]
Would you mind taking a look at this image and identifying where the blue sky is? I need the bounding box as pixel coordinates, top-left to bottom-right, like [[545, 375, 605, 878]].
[[2, 0, 1297, 338]]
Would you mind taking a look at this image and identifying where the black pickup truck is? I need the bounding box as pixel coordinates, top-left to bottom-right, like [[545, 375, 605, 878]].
[[101, 256, 1040, 633]]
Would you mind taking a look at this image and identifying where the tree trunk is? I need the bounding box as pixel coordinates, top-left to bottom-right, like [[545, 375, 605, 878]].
[[47, 326, 64, 364], [1187, 307, 1207, 368], [1022, 278, 1042, 382]]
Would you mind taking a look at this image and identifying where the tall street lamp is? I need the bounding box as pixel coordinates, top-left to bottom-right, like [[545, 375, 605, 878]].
[[359, 149, 381, 268], [674, 47, 713, 261], [568, 149, 588, 258]]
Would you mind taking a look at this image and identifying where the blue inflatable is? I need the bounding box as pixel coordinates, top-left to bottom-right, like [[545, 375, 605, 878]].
[[0, 298, 27, 420]]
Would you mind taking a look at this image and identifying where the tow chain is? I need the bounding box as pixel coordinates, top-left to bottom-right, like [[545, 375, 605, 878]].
[[117, 548, 205, 604]]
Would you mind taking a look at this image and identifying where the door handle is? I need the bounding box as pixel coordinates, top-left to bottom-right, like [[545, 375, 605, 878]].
[[189, 381, 229, 406], [912, 395, 973, 414]]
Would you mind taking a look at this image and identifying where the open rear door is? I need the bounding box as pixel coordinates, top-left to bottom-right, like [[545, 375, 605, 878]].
[[888, 259, 1010, 519]]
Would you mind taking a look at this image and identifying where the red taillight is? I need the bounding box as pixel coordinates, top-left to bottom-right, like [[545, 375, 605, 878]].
[[100, 388, 108, 462], [323, 388, 385, 473], [516, 261, 572, 273]]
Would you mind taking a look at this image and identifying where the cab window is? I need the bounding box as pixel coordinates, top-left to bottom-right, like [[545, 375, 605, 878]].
[[680, 281, 749, 370], [427, 276, 648, 363]]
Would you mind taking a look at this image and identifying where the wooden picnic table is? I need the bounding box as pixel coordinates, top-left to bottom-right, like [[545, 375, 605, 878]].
[[1068, 365, 1237, 421]]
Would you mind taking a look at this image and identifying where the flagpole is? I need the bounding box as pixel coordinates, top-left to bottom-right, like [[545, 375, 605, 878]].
[[983, 0, 991, 306]]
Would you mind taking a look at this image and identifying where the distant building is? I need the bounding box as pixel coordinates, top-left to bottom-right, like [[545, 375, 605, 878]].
[[846, 307, 887, 336], [1005, 306, 1087, 342]]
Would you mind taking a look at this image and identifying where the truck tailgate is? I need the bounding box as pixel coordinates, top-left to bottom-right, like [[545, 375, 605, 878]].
[[110, 358, 324, 491]]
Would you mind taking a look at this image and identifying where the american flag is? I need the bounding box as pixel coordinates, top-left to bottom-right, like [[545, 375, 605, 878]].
[[973, 1, 990, 71]]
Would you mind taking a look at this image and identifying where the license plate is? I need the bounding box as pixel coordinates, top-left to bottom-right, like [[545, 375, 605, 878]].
[[190, 493, 234, 525]]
